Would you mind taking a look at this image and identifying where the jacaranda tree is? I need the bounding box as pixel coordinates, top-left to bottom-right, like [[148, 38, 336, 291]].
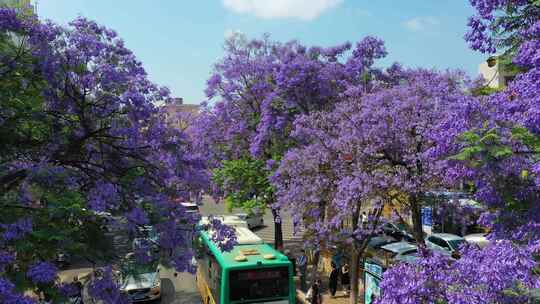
[[0, 9, 234, 303], [377, 4, 540, 304], [273, 64, 475, 303], [193, 34, 390, 250]]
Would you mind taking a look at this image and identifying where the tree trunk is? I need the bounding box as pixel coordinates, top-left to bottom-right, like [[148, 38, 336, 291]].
[[411, 196, 425, 246], [350, 208, 360, 304], [349, 245, 360, 304], [271, 208, 284, 251]]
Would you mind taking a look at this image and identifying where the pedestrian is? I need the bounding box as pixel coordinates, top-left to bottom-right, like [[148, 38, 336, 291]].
[[331, 250, 343, 271], [284, 249, 297, 276], [73, 276, 83, 298], [361, 212, 368, 228], [329, 262, 339, 298], [341, 263, 350, 296], [307, 279, 323, 304], [296, 249, 308, 292]]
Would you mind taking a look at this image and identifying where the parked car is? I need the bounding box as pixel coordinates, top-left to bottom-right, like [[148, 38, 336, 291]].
[[180, 202, 199, 213], [365, 235, 397, 258], [464, 233, 489, 248], [55, 251, 71, 269], [132, 225, 159, 252], [382, 223, 415, 242], [375, 241, 419, 267], [235, 212, 264, 229], [119, 253, 161, 303], [426, 233, 466, 258]]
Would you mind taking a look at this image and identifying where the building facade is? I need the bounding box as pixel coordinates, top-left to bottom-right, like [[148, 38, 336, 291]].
[[478, 56, 517, 89]]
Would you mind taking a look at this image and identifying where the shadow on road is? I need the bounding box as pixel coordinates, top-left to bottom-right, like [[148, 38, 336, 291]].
[[160, 278, 201, 304]]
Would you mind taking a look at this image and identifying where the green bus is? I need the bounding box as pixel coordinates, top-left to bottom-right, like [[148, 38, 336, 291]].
[[195, 223, 295, 304]]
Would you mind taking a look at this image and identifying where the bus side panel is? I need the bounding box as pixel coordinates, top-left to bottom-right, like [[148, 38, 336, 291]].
[[289, 262, 296, 304], [220, 268, 229, 304], [196, 266, 216, 304]]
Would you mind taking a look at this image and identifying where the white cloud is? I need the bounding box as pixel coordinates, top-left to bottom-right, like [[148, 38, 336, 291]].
[[403, 16, 440, 31], [222, 0, 343, 21]]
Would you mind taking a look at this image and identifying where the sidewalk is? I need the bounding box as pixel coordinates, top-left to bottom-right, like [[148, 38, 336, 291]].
[[294, 265, 364, 304]]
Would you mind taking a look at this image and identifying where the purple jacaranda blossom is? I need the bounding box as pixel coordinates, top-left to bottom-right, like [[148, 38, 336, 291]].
[[465, 0, 534, 54], [87, 267, 129, 304], [0, 251, 15, 273], [1, 218, 32, 242], [26, 262, 58, 284], [203, 216, 238, 252], [0, 277, 36, 304], [378, 241, 539, 304], [1, 7, 215, 300], [58, 282, 80, 298]]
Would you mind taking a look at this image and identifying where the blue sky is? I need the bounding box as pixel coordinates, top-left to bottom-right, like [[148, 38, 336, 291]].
[[36, 0, 486, 104]]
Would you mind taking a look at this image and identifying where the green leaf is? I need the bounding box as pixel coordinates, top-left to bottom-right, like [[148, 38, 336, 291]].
[[490, 146, 512, 159], [449, 146, 484, 161]]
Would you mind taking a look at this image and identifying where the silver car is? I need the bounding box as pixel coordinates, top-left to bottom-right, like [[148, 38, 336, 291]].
[[377, 241, 419, 267], [235, 212, 264, 229], [426, 233, 466, 258], [119, 254, 161, 303]]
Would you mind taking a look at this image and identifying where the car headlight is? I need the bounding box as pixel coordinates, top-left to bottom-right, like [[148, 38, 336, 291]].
[[152, 276, 161, 288]]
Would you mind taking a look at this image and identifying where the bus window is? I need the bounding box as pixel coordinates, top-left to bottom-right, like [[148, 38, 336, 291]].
[[229, 267, 289, 302]]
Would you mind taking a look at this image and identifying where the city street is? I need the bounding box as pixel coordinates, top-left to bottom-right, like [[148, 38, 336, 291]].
[[58, 197, 302, 303]]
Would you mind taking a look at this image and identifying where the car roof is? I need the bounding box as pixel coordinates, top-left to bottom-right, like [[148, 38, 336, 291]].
[[180, 202, 198, 207], [430, 233, 464, 241], [368, 236, 397, 248], [381, 241, 417, 253]]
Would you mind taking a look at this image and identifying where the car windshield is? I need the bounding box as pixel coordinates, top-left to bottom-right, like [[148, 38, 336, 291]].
[[121, 259, 157, 276], [236, 214, 247, 220], [401, 249, 418, 256], [138, 227, 157, 239], [448, 239, 465, 251]]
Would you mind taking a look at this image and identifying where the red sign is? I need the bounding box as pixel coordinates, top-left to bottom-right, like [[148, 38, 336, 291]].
[[238, 270, 282, 280]]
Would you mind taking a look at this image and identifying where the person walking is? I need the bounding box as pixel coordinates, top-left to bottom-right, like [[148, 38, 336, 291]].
[[296, 249, 308, 292], [341, 263, 350, 296], [329, 262, 339, 298], [361, 212, 368, 228]]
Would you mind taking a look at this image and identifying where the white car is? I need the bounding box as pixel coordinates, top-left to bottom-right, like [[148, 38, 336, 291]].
[[119, 254, 161, 303], [426, 233, 466, 257], [180, 202, 199, 213], [235, 213, 264, 229], [464, 233, 489, 248]]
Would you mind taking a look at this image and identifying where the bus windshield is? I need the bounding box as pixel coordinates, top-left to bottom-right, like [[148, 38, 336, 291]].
[[229, 267, 289, 302]]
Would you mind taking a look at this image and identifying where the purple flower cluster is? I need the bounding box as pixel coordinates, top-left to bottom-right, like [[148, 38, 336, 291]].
[[204, 216, 238, 252], [1, 6, 213, 300], [0, 278, 35, 304], [378, 241, 539, 303], [1, 218, 32, 242], [87, 267, 129, 304], [0, 251, 15, 273], [26, 262, 58, 284]]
